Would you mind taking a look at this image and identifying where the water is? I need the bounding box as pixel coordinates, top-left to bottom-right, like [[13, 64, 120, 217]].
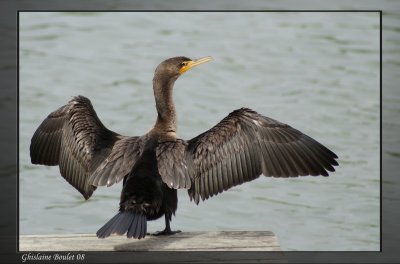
[[19, 12, 381, 251]]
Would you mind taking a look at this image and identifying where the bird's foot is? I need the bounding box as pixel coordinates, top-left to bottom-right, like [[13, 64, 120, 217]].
[[151, 229, 181, 236]]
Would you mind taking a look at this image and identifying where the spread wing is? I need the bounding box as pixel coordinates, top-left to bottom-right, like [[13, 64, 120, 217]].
[[164, 108, 338, 204], [30, 96, 142, 199]]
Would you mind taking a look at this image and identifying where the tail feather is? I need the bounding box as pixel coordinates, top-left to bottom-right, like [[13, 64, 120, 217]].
[[127, 213, 139, 238], [141, 215, 147, 237], [127, 213, 147, 238], [96, 211, 147, 239]]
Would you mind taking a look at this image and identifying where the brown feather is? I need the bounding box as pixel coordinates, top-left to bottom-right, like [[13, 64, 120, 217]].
[[184, 108, 338, 203], [30, 96, 141, 199]]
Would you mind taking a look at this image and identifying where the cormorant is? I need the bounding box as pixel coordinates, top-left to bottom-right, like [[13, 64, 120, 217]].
[[30, 56, 338, 239]]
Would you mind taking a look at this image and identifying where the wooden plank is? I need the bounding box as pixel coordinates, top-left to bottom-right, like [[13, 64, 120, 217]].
[[19, 231, 282, 252]]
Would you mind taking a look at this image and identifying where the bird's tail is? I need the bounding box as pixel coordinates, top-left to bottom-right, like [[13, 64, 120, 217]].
[[96, 210, 147, 239]]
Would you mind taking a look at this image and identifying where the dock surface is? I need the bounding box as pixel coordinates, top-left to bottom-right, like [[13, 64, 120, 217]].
[[20, 231, 281, 251]]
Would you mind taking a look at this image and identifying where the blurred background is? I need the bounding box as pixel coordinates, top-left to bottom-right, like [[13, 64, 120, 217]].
[[19, 12, 380, 251]]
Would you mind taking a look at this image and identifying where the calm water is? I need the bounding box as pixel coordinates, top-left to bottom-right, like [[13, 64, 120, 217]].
[[19, 12, 381, 251]]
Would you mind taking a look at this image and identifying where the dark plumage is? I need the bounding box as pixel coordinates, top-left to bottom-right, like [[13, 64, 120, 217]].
[[30, 56, 339, 239]]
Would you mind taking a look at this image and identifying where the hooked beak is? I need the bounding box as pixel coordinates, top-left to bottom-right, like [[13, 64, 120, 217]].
[[179, 56, 213, 74]]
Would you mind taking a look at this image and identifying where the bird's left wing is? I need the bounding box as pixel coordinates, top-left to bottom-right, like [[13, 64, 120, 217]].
[[30, 96, 144, 199], [89, 135, 145, 187]]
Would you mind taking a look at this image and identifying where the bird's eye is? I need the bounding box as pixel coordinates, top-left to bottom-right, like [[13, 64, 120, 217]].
[[180, 61, 188, 67]]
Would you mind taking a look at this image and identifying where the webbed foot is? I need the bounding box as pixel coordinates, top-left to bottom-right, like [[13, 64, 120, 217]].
[[151, 229, 181, 236]]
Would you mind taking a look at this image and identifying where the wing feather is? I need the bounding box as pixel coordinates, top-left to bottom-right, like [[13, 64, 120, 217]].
[[156, 140, 191, 189], [30, 96, 142, 199], [216, 162, 224, 194], [184, 108, 338, 204]]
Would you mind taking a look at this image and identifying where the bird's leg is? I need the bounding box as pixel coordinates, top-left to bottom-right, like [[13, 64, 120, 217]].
[[152, 213, 181, 236]]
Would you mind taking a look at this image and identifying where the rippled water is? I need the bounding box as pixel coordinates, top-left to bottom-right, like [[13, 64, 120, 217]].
[[19, 12, 381, 251]]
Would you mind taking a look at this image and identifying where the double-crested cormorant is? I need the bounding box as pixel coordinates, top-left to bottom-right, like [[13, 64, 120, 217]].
[[30, 56, 338, 239]]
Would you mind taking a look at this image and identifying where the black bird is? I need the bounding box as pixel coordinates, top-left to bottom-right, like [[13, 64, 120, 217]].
[[30, 56, 339, 239]]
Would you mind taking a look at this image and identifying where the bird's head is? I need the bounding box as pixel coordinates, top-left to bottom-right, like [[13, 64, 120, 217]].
[[154, 56, 213, 82]]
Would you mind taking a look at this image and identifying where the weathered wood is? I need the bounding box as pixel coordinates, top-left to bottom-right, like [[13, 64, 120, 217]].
[[20, 231, 282, 252]]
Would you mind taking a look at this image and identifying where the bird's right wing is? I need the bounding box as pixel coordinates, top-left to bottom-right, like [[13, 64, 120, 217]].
[[30, 96, 143, 199], [185, 108, 339, 204]]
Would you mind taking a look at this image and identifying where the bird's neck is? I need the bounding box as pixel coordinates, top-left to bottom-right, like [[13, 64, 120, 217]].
[[153, 76, 177, 137]]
